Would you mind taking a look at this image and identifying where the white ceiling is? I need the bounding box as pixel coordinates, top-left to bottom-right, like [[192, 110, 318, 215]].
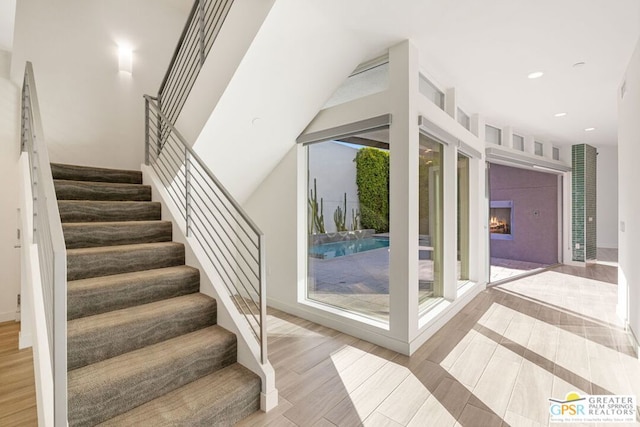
[[190, 0, 639, 203], [316, 0, 640, 147], [4, 0, 638, 149]]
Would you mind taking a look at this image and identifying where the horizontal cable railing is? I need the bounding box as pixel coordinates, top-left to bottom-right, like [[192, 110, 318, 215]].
[[21, 61, 68, 426], [158, 0, 234, 128], [145, 95, 267, 363]]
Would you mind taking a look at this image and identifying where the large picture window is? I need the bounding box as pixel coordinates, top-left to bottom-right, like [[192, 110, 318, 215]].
[[485, 125, 502, 145], [306, 128, 390, 322]]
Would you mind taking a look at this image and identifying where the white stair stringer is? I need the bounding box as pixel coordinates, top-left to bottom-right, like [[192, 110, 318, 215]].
[[142, 164, 278, 412]]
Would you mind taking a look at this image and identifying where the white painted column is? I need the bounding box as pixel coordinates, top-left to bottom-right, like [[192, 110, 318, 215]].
[[468, 156, 487, 284], [444, 88, 456, 119], [543, 140, 554, 159], [559, 145, 571, 164], [524, 135, 536, 155], [388, 40, 419, 341], [443, 143, 457, 300], [471, 113, 484, 140], [502, 126, 514, 149]]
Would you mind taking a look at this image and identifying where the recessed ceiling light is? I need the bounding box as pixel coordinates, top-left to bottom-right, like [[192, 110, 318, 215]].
[[554, 112, 568, 117], [527, 71, 544, 79], [584, 127, 596, 132]]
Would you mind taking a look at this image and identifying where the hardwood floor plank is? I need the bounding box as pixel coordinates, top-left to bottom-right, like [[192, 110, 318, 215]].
[[324, 361, 409, 426], [282, 375, 352, 426], [0, 405, 38, 427], [377, 374, 432, 425], [235, 397, 294, 427], [0, 322, 37, 426]]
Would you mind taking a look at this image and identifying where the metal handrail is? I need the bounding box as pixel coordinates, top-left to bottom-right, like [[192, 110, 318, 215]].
[[21, 61, 68, 426], [157, 0, 233, 127], [144, 95, 267, 364]]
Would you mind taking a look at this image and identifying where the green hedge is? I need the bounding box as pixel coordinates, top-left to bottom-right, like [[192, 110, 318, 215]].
[[355, 147, 389, 232]]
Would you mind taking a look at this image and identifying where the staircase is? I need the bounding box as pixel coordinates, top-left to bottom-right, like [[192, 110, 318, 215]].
[[53, 163, 261, 426]]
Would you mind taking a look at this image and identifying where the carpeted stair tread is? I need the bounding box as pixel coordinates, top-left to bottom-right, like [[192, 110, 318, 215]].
[[51, 163, 142, 184], [67, 242, 185, 281], [58, 200, 161, 223], [68, 326, 237, 427], [58, 161, 262, 425], [67, 266, 200, 320], [96, 363, 260, 427], [54, 179, 151, 201], [67, 293, 217, 370], [63, 220, 173, 249]]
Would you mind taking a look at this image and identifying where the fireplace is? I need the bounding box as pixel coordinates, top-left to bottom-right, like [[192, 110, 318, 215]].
[[490, 201, 513, 240]]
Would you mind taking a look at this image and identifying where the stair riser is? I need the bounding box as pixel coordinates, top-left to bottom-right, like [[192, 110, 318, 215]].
[[67, 244, 185, 281], [57, 162, 259, 426], [67, 267, 200, 320], [51, 163, 142, 184], [67, 295, 217, 370], [68, 327, 237, 427], [55, 180, 151, 202], [58, 201, 161, 223], [63, 222, 172, 249], [96, 365, 261, 427]]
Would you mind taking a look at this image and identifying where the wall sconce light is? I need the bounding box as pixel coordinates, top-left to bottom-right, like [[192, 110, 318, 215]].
[[118, 44, 132, 74]]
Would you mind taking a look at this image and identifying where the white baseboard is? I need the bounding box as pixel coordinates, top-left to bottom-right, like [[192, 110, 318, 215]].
[[19, 331, 33, 349], [628, 325, 640, 357], [260, 389, 279, 412], [0, 311, 17, 323], [564, 260, 586, 267], [616, 304, 627, 324]]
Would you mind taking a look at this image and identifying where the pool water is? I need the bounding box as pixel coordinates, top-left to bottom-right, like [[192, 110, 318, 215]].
[[309, 238, 389, 259]]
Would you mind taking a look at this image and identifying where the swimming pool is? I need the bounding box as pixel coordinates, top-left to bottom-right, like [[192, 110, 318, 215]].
[[309, 238, 389, 259]]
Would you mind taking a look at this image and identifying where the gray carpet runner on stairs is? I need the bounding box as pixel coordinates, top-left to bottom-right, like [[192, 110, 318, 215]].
[[54, 163, 260, 426]]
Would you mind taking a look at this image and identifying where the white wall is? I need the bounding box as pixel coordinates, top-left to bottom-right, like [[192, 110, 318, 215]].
[[174, 0, 276, 146], [191, 0, 372, 205], [243, 146, 298, 310], [596, 145, 619, 248], [10, 0, 190, 170], [308, 142, 360, 233], [0, 51, 21, 322], [618, 37, 640, 345]]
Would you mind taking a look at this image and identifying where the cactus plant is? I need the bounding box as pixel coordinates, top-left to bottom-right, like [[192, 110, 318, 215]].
[[334, 193, 347, 232], [350, 208, 361, 231], [308, 178, 325, 234]]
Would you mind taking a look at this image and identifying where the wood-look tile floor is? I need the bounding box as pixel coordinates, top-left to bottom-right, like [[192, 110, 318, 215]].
[[0, 321, 38, 427], [0, 263, 635, 427], [239, 266, 640, 427], [490, 257, 550, 283]]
